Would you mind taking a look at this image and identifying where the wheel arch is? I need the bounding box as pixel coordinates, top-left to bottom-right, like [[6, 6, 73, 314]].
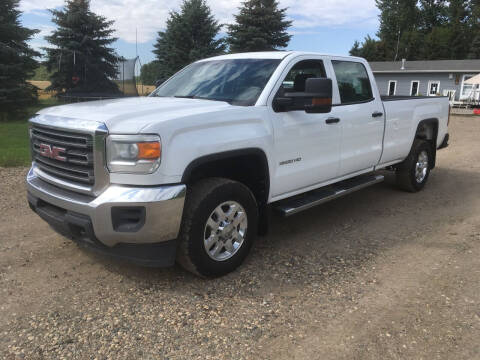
[[181, 148, 270, 206], [414, 118, 438, 169]]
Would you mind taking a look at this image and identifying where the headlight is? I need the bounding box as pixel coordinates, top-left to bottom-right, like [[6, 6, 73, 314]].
[[107, 134, 161, 174]]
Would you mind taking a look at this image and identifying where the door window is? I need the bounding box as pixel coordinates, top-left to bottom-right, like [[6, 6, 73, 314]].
[[388, 81, 397, 96], [332, 61, 374, 104], [276, 60, 326, 110]]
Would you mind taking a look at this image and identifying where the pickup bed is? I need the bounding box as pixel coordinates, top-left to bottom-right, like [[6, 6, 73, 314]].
[[26, 51, 450, 277]]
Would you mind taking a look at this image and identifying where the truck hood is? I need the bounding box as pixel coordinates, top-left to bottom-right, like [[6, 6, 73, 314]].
[[37, 97, 234, 133]]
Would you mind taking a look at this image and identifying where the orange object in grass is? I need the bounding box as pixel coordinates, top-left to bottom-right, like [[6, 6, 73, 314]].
[[138, 142, 161, 159]]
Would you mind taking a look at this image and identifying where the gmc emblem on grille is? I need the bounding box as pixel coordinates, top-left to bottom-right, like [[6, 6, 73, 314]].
[[38, 143, 67, 162]]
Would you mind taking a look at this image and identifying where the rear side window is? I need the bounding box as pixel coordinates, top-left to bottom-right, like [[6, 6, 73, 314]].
[[332, 61, 373, 104]]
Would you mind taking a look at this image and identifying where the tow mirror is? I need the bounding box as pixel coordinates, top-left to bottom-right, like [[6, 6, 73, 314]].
[[303, 78, 333, 113], [273, 78, 333, 113]]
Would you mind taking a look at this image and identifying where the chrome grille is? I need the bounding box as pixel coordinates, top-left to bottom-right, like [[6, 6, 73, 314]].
[[31, 125, 95, 186]]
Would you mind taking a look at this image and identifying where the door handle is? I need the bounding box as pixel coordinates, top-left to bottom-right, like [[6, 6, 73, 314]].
[[325, 117, 340, 124], [372, 111, 383, 118]]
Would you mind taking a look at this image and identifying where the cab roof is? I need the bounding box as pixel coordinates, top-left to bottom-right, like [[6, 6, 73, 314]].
[[198, 51, 364, 62]]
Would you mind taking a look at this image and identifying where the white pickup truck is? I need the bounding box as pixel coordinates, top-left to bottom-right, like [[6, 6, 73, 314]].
[[27, 52, 450, 277]]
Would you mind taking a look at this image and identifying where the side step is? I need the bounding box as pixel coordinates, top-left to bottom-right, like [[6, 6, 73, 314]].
[[274, 174, 384, 217]]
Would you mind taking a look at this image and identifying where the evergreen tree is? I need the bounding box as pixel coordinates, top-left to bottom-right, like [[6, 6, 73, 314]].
[[44, 0, 120, 94], [153, 0, 225, 79], [227, 0, 292, 53], [349, 41, 362, 57], [0, 0, 39, 114]]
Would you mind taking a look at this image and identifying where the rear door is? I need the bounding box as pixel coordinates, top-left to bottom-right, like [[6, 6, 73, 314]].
[[329, 59, 385, 175]]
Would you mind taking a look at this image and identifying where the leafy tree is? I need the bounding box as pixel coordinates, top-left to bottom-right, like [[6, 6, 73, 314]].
[[421, 26, 451, 59], [447, 0, 469, 59], [153, 0, 225, 79], [32, 64, 53, 81], [140, 61, 161, 85], [375, 0, 419, 60], [353, 0, 473, 61], [44, 0, 120, 94], [0, 0, 39, 114], [468, 33, 480, 58], [419, 0, 447, 32], [227, 0, 292, 53]]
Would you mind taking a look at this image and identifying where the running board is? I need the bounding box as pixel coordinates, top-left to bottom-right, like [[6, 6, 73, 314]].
[[274, 174, 385, 217]]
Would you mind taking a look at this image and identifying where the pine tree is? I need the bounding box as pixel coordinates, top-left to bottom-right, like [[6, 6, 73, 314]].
[[153, 0, 225, 79], [227, 0, 292, 53], [0, 0, 39, 114], [44, 0, 120, 94], [349, 41, 362, 57]]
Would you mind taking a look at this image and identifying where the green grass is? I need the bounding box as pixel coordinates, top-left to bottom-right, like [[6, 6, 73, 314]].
[[0, 98, 62, 167]]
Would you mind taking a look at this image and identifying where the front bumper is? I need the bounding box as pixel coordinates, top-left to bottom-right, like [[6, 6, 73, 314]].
[[26, 167, 186, 267]]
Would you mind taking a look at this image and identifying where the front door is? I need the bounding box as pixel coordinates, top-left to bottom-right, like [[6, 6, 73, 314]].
[[268, 58, 342, 198]]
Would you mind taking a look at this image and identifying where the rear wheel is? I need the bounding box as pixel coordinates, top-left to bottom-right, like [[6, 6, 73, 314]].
[[177, 178, 258, 277], [396, 139, 433, 192]]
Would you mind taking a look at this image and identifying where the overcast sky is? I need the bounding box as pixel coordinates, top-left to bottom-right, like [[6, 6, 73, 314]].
[[19, 0, 380, 64]]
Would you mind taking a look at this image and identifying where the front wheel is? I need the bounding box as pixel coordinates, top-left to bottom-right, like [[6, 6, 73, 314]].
[[176, 178, 258, 277], [396, 139, 433, 192]]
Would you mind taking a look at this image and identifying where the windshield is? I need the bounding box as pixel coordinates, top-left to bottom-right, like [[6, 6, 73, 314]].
[[150, 59, 281, 106]]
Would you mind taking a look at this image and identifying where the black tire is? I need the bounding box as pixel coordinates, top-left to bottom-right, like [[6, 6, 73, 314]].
[[176, 178, 258, 277], [396, 139, 433, 192]]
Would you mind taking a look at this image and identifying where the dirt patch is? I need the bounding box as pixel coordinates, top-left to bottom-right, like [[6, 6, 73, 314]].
[[0, 116, 479, 359]]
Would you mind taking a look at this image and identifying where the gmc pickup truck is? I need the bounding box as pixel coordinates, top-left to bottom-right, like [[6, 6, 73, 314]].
[[27, 52, 450, 277]]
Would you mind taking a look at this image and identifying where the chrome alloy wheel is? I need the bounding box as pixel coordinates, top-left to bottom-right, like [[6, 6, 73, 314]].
[[203, 201, 248, 262], [415, 150, 429, 183]]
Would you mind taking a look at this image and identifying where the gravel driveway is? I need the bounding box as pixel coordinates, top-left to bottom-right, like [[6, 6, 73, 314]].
[[1, 115, 479, 359]]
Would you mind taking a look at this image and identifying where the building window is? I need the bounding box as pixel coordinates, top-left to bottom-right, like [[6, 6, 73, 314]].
[[410, 81, 420, 96], [388, 80, 397, 96], [428, 81, 440, 96]]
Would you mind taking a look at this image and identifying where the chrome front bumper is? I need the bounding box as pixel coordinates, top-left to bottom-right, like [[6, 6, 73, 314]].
[[26, 167, 186, 248]]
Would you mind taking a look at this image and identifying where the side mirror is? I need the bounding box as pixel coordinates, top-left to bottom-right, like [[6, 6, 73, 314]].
[[303, 78, 333, 113], [274, 78, 333, 113]]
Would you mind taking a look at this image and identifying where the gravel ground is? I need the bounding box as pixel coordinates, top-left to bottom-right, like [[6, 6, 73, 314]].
[[1, 115, 479, 359]]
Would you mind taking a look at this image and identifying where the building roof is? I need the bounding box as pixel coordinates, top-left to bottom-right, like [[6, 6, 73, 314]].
[[370, 59, 480, 73]]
